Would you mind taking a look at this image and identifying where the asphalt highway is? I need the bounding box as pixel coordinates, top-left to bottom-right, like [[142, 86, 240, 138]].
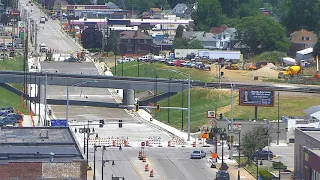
[[20, 0, 81, 53], [88, 147, 227, 180]]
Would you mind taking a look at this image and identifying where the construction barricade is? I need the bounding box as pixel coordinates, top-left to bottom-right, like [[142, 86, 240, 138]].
[[147, 136, 162, 147], [169, 136, 186, 147], [88, 137, 112, 147]]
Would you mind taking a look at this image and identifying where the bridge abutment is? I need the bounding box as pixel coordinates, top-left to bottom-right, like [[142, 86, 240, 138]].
[[122, 89, 135, 109]]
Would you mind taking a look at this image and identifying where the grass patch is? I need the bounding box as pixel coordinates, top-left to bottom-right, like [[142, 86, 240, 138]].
[[234, 156, 275, 178], [0, 55, 28, 114], [155, 88, 231, 132], [111, 62, 216, 82], [0, 56, 26, 90], [224, 92, 320, 120], [0, 87, 28, 114]]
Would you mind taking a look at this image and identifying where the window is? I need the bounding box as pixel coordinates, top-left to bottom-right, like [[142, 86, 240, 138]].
[[223, 35, 226, 39], [306, 37, 311, 40], [302, 37, 305, 40], [9, 178, 18, 180]]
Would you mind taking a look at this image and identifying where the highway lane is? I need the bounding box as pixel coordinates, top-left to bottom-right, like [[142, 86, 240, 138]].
[[20, 0, 81, 52], [89, 147, 225, 180]]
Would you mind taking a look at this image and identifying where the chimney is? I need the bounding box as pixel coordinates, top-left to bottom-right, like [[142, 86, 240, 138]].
[[49, 152, 54, 162]]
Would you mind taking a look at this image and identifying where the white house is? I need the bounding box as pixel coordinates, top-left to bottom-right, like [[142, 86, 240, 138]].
[[211, 24, 237, 50]]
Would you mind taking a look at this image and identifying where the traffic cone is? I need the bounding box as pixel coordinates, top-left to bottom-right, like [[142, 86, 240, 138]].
[[168, 140, 171, 147], [150, 169, 154, 177], [146, 140, 150, 146], [112, 140, 116, 147], [193, 142, 196, 147], [145, 164, 149, 171], [143, 155, 146, 162]]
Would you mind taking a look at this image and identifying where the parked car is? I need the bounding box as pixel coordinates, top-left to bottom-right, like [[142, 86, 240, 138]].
[[1, 47, 8, 51], [173, 60, 186, 67], [64, 56, 78, 62], [190, 150, 206, 159], [1, 116, 19, 124], [166, 60, 175, 66], [7, 43, 12, 47], [215, 170, 230, 180], [117, 57, 134, 64], [0, 106, 14, 113], [6, 113, 22, 121], [252, 150, 273, 160], [0, 110, 11, 116], [9, 51, 15, 57], [0, 54, 8, 59]]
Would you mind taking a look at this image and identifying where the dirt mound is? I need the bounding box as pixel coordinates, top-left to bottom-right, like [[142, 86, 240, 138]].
[[246, 66, 279, 78], [264, 63, 277, 70]]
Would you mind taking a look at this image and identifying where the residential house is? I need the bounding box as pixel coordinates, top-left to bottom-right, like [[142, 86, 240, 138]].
[[119, 30, 157, 55], [105, 2, 119, 9], [183, 31, 216, 49], [149, 8, 162, 15], [172, 3, 196, 18], [211, 24, 237, 50], [289, 28, 317, 57]]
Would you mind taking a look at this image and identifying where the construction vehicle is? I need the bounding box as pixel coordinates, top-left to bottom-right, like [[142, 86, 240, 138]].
[[225, 61, 240, 70], [247, 61, 268, 70], [278, 65, 301, 79]]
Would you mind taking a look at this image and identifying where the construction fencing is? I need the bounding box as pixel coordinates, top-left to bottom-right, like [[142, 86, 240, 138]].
[[87, 136, 130, 147], [146, 136, 162, 147], [168, 136, 186, 147]]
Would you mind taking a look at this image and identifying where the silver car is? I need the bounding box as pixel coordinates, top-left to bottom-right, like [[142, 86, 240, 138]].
[[190, 150, 206, 159]]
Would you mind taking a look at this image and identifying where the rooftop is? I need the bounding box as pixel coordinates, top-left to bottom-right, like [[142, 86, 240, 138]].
[[300, 128, 320, 142], [0, 127, 83, 163], [310, 149, 320, 157]]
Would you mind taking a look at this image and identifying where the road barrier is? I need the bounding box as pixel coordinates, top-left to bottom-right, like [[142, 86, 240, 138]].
[[145, 164, 149, 171], [170, 136, 186, 147], [150, 169, 154, 177], [147, 136, 161, 147], [143, 155, 146, 162], [86, 136, 130, 147]]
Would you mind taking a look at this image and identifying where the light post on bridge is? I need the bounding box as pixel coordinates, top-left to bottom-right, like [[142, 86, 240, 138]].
[[66, 80, 98, 122]]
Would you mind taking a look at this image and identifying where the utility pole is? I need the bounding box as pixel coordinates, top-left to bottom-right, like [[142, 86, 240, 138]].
[[101, 19, 105, 54], [24, 18, 29, 107]]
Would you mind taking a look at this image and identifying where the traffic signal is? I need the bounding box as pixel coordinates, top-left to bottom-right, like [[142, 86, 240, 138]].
[[119, 119, 123, 128], [135, 104, 139, 112], [219, 113, 223, 119], [156, 104, 160, 112]]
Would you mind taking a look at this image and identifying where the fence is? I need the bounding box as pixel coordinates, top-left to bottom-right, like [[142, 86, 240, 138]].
[[87, 136, 130, 147]]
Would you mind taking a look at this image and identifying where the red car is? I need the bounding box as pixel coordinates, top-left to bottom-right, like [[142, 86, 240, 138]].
[[173, 60, 185, 66]]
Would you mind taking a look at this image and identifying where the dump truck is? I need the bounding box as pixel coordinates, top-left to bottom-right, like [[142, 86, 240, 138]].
[[278, 65, 301, 79]]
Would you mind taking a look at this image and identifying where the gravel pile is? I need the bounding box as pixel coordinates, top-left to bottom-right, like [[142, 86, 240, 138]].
[[246, 63, 279, 78]]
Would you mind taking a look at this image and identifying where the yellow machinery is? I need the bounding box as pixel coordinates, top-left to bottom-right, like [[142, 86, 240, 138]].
[[226, 62, 240, 70], [278, 65, 301, 79]]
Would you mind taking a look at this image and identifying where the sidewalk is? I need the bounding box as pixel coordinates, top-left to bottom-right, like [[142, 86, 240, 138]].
[[227, 161, 256, 180]]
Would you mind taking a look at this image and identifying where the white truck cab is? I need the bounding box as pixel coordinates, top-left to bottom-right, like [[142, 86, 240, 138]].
[[39, 43, 48, 52]]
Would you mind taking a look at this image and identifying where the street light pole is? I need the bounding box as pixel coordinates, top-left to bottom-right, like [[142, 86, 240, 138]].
[[101, 145, 106, 180], [66, 86, 69, 121], [86, 120, 89, 164], [93, 145, 97, 180], [187, 73, 191, 141], [44, 72, 48, 126], [237, 131, 241, 180], [230, 82, 234, 160]]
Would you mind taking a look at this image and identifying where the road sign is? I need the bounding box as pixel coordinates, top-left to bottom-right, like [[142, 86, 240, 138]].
[[207, 111, 216, 118], [18, 21, 24, 28], [211, 153, 218, 158], [202, 133, 209, 139], [19, 32, 24, 39], [51, 119, 68, 127], [233, 124, 242, 131], [10, 10, 20, 16], [141, 142, 145, 146]]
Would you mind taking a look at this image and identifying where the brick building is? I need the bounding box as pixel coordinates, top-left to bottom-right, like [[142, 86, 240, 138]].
[[294, 128, 320, 179], [0, 127, 87, 180]]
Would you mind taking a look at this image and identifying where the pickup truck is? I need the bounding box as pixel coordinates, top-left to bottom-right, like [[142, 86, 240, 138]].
[[40, 17, 46, 24]]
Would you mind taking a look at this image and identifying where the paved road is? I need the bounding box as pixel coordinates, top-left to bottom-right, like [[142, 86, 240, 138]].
[[89, 147, 226, 180], [19, 0, 81, 53]]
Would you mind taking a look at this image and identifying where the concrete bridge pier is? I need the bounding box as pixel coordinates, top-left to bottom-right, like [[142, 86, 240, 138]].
[[122, 89, 135, 110]]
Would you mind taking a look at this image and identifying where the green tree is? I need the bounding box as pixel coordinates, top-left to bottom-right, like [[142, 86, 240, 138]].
[[81, 27, 103, 50], [277, 0, 320, 33], [236, 16, 289, 54], [312, 41, 320, 58], [192, 0, 223, 31], [172, 38, 189, 49], [174, 25, 184, 39], [242, 125, 269, 163], [189, 40, 204, 49], [219, 0, 239, 17], [106, 31, 120, 55]]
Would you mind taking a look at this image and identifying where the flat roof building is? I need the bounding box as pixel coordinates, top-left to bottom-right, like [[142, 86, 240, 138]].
[[0, 127, 86, 180], [294, 128, 320, 180]]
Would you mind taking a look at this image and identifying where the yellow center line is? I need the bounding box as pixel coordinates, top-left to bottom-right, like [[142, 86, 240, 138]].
[[146, 157, 165, 180], [129, 159, 143, 180]]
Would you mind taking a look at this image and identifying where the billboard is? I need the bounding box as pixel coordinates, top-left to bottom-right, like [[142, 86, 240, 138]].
[[239, 88, 275, 107], [51, 119, 68, 127]]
